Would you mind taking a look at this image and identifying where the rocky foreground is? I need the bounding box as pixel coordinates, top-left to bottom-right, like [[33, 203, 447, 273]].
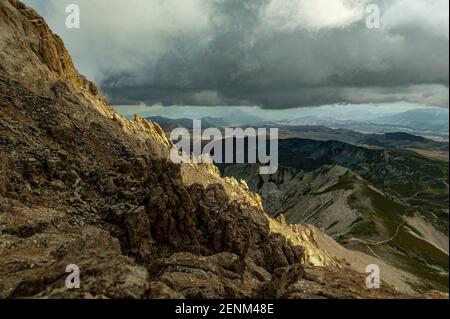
[[0, 0, 446, 299]]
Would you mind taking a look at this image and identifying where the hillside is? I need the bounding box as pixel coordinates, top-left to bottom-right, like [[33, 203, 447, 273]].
[[224, 164, 449, 292], [274, 139, 449, 218]]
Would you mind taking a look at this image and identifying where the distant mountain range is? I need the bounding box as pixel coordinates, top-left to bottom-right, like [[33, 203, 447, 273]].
[[373, 108, 449, 133], [146, 109, 262, 128], [259, 124, 449, 153], [147, 115, 449, 153], [146, 116, 231, 131], [276, 108, 449, 138]]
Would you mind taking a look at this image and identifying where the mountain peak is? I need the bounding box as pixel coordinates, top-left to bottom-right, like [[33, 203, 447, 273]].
[[0, 0, 111, 117]]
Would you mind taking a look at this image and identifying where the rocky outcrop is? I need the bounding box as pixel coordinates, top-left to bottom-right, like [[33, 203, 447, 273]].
[[0, 196, 149, 299], [0, 71, 342, 298], [0, 0, 445, 299], [0, 0, 112, 117]]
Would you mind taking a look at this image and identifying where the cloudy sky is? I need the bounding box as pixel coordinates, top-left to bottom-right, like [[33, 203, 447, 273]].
[[24, 0, 449, 108]]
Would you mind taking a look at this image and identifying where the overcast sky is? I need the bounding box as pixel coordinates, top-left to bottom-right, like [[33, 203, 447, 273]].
[[24, 0, 449, 108]]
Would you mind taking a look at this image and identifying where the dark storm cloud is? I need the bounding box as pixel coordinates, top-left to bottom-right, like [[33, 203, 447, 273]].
[[25, 0, 449, 108]]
